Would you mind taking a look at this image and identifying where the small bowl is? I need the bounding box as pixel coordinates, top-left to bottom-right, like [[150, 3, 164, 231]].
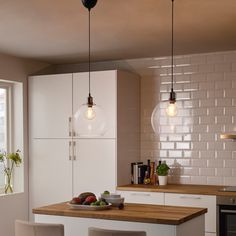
[[105, 197, 125, 206], [101, 193, 121, 199]]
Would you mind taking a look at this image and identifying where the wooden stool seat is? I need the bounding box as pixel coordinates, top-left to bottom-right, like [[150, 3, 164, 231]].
[[15, 220, 64, 236]]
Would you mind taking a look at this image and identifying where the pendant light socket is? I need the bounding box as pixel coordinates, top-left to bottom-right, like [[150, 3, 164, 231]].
[[82, 0, 97, 10], [87, 94, 94, 107], [169, 89, 176, 103]]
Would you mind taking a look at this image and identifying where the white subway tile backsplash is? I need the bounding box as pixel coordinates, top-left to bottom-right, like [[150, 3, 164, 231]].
[[141, 51, 236, 185], [224, 53, 236, 62], [224, 72, 236, 80], [217, 151, 232, 159], [216, 98, 232, 107], [191, 55, 207, 64], [198, 64, 214, 73], [214, 63, 232, 73], [224, 177, 236, 186], [207, 177, 223, 185], [216, 168, 233, 177], [161, 142, 175, 150], [191, 176, 207, 184], [207, 54, 224, 64], [216, 116, 232, 124], [207, 159, 224, 168], [207, 90, 224, 98], [176, 142, 190, 150], [199, 99, 215, 107], [199, 168, 215, 176], [207, 72, 224, 81], [224, 160, 236, 168], [200, 150, 216, 159], [225, 89, 236, 98], [208, 142, 224, 150], [168, 150, 182, 158]]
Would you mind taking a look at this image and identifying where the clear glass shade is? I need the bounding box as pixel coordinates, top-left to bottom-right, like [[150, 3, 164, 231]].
[[151, 101, 178, 134], [74, 103, 107, 137]]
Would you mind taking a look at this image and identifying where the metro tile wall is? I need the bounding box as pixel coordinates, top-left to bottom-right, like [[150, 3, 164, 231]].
[[141, 51, 236, 185]]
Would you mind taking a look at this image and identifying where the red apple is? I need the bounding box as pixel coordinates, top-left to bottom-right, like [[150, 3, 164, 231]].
[[71, 197, 81, 204]]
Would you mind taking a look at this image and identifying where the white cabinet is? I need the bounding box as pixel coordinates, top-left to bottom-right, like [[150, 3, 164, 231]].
[[117, 191, 164, 205], [29, 73, 73, 139], [165, 193, 216, 234], [73, 139, 116, 196], [29, 139, 73, 208], [29, 70, 140, 217], [205, 233, 216, 236]]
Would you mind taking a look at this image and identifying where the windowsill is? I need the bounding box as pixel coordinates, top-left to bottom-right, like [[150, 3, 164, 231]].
[[0, 188, 24, 197]]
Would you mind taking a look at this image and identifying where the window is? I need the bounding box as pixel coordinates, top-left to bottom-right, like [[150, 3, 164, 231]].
[[0, 87, 9, 190], [0, 81, 24, 194]]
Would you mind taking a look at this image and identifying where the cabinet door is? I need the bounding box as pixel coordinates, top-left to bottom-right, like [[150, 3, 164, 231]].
[[29, 139, 73, 210], [117, 191, 164, 205], [73, 139, 116, 196], [165, 193, 216, 233], [73, 71, 116, 139], [29, 74, 73, 138]]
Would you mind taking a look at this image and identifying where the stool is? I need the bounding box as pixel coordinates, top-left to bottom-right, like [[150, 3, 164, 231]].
[[89, 227, 146, 236], [15, 220, 64, 236]]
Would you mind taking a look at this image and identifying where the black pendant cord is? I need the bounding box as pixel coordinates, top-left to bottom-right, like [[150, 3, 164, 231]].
[[171, 0, 174, 92], [88, 8, 91, 96]]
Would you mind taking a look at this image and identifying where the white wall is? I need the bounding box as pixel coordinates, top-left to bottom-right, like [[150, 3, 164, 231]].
[[140, 51, 236, 186], [0, 53, 48, 236]]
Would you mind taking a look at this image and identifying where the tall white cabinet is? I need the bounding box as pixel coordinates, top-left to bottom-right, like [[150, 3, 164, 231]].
[[28, 70, 140, 216]]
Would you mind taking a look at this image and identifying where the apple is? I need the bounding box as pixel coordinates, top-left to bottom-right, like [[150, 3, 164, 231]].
[[71, 197, 81, 204]]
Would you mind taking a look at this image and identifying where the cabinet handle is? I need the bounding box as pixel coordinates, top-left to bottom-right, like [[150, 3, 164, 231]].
[[179, 195, 201, 200], [68, 117, 72, 137], [130, 193, 151, 197], [69, 141, 72, 161], [73, 141, 76, 160], [221, 209, 236, 214]]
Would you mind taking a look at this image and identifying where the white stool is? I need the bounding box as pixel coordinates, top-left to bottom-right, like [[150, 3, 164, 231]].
[[15, 220, 64, 236], [89, 227, 146, 236]]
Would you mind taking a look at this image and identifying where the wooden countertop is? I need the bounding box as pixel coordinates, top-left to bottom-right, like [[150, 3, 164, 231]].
[[117, 184, 236, 196], [33, 202, 207, 225]]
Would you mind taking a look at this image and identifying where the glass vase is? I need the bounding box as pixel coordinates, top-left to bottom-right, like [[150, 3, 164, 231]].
[[4, 170, 13, 194]]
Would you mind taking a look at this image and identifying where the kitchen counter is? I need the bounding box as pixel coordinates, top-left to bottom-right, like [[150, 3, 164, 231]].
[[33, 202, 206, 236], [117, 184, 236, 196], [33, 202, 207, 225]]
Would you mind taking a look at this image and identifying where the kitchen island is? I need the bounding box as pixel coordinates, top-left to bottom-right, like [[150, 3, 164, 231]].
[[33, 202, 207, 236]]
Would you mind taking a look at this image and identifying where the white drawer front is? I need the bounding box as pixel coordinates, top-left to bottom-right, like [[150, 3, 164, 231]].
[[117, 191, 164, 205], [205, 233, 216, 236], [165, 193, 216, 233]]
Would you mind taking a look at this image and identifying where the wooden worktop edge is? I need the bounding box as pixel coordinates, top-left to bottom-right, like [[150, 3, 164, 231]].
[[33, 202, 207, 226], [117, 184, 235, 196]]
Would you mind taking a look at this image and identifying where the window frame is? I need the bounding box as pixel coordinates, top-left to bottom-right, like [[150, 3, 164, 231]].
[[0, 82, 13, 193]]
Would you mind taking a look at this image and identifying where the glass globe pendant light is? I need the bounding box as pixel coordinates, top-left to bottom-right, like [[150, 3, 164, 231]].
[[151, 0, 177, 134], [74, 0, 107, 137]]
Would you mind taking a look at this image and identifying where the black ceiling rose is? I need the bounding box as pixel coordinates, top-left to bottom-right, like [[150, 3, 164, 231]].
[[82, 0, 97, 10]]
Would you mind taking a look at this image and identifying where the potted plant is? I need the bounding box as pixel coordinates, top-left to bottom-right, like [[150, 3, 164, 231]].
[[157, 162, 170, 186], [0, 150, 22, 194]]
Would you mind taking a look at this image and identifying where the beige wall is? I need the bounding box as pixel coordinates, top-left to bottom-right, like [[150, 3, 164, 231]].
[[0, 53, 48, 236]]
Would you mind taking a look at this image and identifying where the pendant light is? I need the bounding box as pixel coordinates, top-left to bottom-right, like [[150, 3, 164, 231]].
[[166, 0, 177, 117], [74, 0, 107, 137], [151, 0, 177, 134]]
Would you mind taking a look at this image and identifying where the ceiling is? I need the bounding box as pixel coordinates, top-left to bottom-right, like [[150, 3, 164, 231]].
[[0, 0, 235, 64]]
